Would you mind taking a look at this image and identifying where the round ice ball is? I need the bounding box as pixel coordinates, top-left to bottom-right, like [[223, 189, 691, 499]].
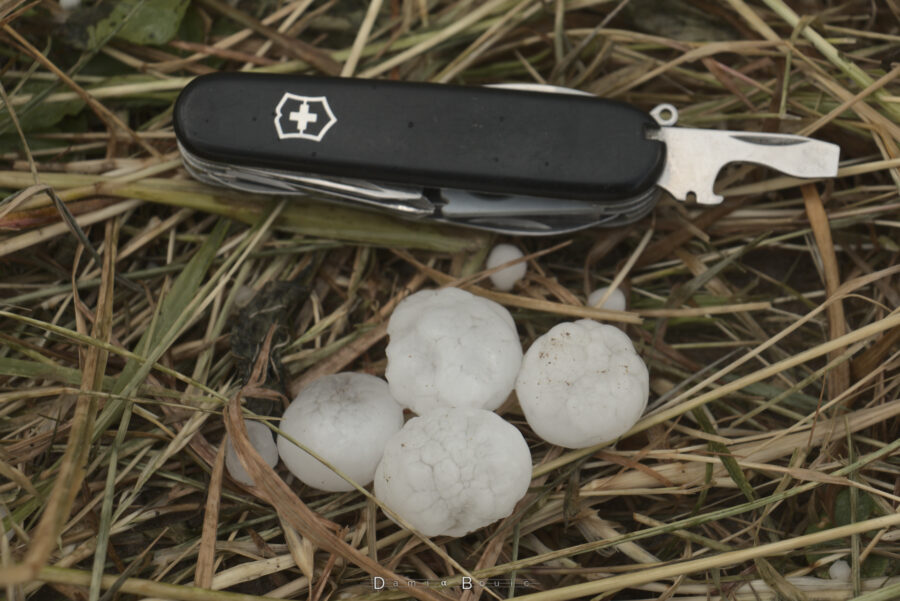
[[225, 420, 279, 487], [277, 373, 404, 492], [486, 244, 527, 291], [587, 286, 627, 311], [516, 319, 649, 448], [829, 560, 851, 581]]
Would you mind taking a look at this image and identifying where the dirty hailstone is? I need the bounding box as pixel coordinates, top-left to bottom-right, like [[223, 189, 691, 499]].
[[374, 407, 532, 537], [515, 319, 649, 448], [385, 287, 522, 414], [277, 373, 404, 492]]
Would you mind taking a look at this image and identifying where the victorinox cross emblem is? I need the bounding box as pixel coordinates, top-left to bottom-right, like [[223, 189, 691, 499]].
[[274, 93, 337, 142]]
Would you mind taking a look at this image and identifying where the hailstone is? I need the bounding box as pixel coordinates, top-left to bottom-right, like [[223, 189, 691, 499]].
[[515, 319, 649, 448], [373, 407, 532, 537], [277, 373, 404, 492], [486, 244, 527, 291], [587, 286, 627, 312], [225, 420, 279, 487], [385, 288, 522, 414], [829, 560, 851, 581]]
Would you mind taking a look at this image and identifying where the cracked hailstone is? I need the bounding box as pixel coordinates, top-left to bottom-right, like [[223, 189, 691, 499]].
[[374, 407, 532, 537], [225, 420, 279, 487], [385, 288, 522, 414], [515, 319, 649, 449], [277, 373, 404, 492]]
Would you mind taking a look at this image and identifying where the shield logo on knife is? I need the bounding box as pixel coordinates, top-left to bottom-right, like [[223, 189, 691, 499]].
[[274, 93, 337, 142]]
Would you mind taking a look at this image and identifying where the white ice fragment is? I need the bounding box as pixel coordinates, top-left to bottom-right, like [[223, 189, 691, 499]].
[[373, 407, 532, 537], [486, 244, 527, 291], [587, 286, 627, 312], [277, 373, 404, 492], [829, 560, 851, 581], [225, 420, 279, 487], [386, 288, 522, 414], [515, 319, 649, 448]]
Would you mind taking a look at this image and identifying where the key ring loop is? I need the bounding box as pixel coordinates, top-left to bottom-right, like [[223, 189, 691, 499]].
[[650, 104, 679, 126]]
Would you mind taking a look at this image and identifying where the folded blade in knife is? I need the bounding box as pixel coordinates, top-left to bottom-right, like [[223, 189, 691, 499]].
[[173, 73, 840, 235]]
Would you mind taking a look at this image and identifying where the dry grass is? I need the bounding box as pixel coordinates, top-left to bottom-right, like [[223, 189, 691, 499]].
[[0, 1, 899, 600]]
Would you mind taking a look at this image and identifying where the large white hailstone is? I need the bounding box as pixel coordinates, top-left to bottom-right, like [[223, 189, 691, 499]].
[[486, 244, 527, 291], [828, 560, 851, 581], [385, 288, 522, 414], [515, 319, 649, 449], [277, 373, 404, 492], [374, 407, 532, 537], [587, 286, 627, 312], [225, 420, 279, 487]]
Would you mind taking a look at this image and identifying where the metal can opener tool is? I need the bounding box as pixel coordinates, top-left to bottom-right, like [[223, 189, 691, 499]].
[[174, 73, 840, 236]]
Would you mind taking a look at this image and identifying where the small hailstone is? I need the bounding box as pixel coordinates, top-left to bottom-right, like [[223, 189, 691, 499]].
[[385, 287, 522, 414], [373, 407, 532, 537], [828, 560, 851, 581], [225, 420, 279, 487], [587, 286, 627, 312], [486, 244, 527, 291], [232, 285, 257, 309], [277, 373, 403, 492], [515, 319, 649, 448]]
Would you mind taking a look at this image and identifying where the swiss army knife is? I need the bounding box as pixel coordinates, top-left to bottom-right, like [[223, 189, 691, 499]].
[[174, 73, 841, 235]]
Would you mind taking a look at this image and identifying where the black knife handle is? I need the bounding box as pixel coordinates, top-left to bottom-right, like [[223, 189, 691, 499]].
[[174, 73, 665, 202]]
